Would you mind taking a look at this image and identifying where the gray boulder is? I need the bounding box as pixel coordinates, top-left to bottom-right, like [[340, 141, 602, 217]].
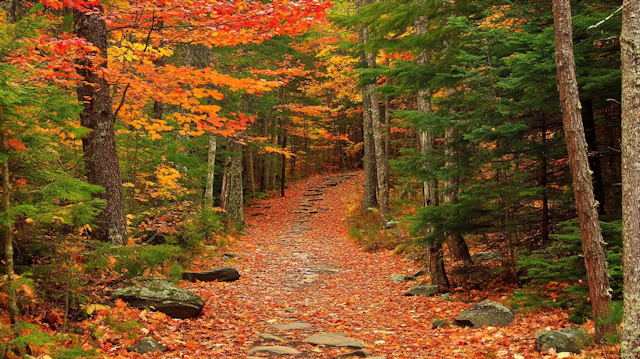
[[182, 267, 240, 282], [247, 346, 301, 356], [111, 278, 204, 319], [535, 327, 587, 354], [304, 332, 365, 348], [388, 274, 416, 283], [128, 337, 165, 354], [454, 300, 515, 327], [404, 285, 439, 297]]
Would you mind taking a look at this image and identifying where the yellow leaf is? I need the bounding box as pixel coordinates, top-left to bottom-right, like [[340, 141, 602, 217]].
[[122, 182, 135, 188], [25, 218, 33, 223], [84, 304, 110, 316], [52, 216, 64, 223], [126, 214, 135, 219], [108, 256, 117, 266]]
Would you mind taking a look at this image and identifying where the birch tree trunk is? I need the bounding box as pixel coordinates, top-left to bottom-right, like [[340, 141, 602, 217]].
[[227, 141, 244, 223], [74, 7, 127, 245], [620, 0, 640, 356], [359, 25, 377, 210], [365, 50, 391, 221], [552, 0, 612, 341], [204, 135, 217, 207]]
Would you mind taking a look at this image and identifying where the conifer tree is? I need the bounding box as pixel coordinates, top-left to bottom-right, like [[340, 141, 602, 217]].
[[620, 0, 640, 355], [552, 0, 612, 340]]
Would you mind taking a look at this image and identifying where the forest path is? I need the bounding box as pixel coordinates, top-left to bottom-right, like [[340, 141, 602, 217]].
[[155, 173, 538, 358]]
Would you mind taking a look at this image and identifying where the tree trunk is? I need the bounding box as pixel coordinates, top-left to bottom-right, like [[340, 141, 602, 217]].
[[204, 135, 217, 207], [443, 126, 472, 262], [366, 49, 391, 221], [0, 104, 18, 324], [244, 145, 256, 195], [227, 141, 244, 223], [358, 22, 377, 210], [620, 0, 640, 356], [220, 155, 231, 210], [362, 87, 378, 209], [261, 117, 270, 192], [281, 132, 287, 197], [552, 0, 612, 341], [582, 99, 606, 214], [74, 8, 127, 245]]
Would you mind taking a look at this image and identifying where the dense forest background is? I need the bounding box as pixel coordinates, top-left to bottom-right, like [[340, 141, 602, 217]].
[[1, 0, 639, 356]]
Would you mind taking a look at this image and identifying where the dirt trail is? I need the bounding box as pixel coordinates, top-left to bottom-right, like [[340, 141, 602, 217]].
[[152, 173, 541, 358]]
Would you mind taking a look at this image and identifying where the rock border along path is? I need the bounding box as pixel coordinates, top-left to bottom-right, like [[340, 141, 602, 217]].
[[151, 173, 533, 358]]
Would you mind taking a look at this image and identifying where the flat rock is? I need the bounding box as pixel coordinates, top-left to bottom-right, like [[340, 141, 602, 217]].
[[404, 285, 439, 296], [337, 349, 372, 357], [535, 327, 587, 354], [454, 299, 515, 328], [388, 274, 416, 283], [111, 278, 204, 319], [258, 333, 285, 342], [247, 346, 301, 356], [304, 332, 365, 348], [128, 337, 165, 354], [182, 267, 240, 282], [268, 322, 313, 330]]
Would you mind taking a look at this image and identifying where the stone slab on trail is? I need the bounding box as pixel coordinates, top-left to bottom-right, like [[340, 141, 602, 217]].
[[247, 346, 301, 356], [404, 285, 439, 296], [111, 278, 204, 319], [304, 332, 365, 348], [268, 322, 314, 330], [182, 267, 240, 282], [454, 299, 515, 327]]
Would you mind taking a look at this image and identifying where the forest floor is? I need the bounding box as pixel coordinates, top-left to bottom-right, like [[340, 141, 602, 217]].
[[94, 173, 617, 359]]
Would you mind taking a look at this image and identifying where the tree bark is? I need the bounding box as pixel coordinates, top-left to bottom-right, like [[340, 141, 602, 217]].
[[244, 145, 256, 195], [552, 0, 612, 341], [74, 8, 127, 245], [0, 104, 18, 324], [620, 0, 640, 356], [443, 126, 472, 262], [362, 86, 378, 209], [358, 12, 377, 210], [281, 132, 287, 197], [365, 49, 391, 221], [220, 155, 231, 210], [227, 141, 244, 223], [204, 135, 217, 207]]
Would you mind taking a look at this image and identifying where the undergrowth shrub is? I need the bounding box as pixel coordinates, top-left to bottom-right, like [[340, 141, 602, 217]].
[[513, 219, 622, 324], [0, 321, 98, 359], [84, 242, 186, 280]]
